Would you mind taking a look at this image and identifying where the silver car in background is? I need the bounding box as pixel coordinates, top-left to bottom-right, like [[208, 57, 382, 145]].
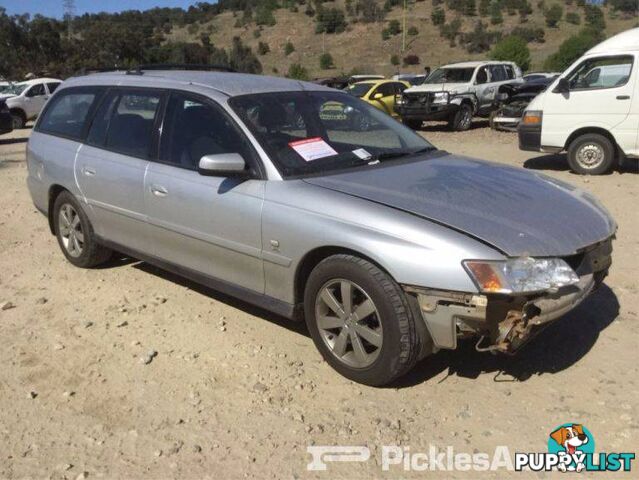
[[26, 69, 615, 386]]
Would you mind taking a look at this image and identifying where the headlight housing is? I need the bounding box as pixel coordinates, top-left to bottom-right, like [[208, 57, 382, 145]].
[[522, 110, 543, 126], [463, 257, 579, 294], [431, 92, 449, 105]]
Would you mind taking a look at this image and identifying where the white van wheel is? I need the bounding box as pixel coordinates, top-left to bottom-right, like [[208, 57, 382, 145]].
[[567, 133, 615, 175]]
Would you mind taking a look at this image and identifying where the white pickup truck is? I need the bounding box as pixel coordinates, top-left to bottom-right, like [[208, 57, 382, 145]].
[[0, 78, 62, 129]]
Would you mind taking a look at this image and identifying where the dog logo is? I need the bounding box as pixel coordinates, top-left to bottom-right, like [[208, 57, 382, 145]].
[[548, 423, 595, 472]]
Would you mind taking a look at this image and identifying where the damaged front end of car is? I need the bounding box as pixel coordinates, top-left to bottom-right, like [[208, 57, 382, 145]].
[[404, 238, 613, 354]]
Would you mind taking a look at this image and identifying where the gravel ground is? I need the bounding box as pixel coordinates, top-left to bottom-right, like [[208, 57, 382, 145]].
[[0, 122, 637, 479]]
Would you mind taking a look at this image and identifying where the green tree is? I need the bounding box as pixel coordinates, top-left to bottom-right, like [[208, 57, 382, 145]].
[[609, 0, 639, 15], [287, 63, 309, 80], [284, 40, 295, 56], [543, 29, 599, 71], [490, 35, 530, 71], [315, 7, 347, 33], [566, 12, 580, 25], [479, 0, 491, 16], [388, 19, 401, 35], [490, 2, 503, 24], [431, 7, 446, 25], [319, 52, 334, 69], [390, 54, 400, 66], [544, 4, 563, 27], [408, 26, 419, 36]]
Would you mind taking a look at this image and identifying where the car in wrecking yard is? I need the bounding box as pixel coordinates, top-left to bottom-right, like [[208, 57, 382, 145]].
[[345, 79, 409, 119], [396, 60, 523, 131], [27, 68, 615, 386], [490, 75, 558, 132]]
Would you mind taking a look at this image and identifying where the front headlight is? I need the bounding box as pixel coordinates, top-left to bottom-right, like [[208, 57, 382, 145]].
[[431, 92, 449, 104], [522, 110, 543, 126], [463, 257, 579, 294]]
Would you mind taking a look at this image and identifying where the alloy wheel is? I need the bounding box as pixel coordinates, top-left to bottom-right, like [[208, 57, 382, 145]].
[[58, 204, 84, 258], [314, 279, 383, 368]]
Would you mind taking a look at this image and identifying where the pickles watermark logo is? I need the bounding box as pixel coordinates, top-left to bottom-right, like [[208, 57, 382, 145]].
[[514, 423, 635, 473]]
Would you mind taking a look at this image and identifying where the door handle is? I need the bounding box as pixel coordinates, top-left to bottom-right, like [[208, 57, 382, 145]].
[[151, 185, 168, 197], [82, 167, 96, 176], [616, 95, 630, 100]]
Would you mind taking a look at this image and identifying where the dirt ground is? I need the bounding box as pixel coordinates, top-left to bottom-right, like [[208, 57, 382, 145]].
[[0, 121, 637, 479]]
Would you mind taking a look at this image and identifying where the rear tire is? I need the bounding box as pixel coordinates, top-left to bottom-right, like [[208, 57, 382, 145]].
[[53, 191, 112, 268], [403, 118, 422, 130], [567, 133, 615, 175], [303, 254, 423, 386], [11, 110, 26, 129], [449, 103, 473, 131]]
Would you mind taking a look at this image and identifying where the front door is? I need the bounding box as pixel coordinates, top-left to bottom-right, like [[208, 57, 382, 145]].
[[541, 54, 635, 150], [145, 91, 265, 293], [75, 89, 163, 252], [24, 83, 47, 119]]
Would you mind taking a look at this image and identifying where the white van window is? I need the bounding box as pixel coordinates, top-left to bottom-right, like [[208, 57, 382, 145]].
[[567, 55, 633, 90]]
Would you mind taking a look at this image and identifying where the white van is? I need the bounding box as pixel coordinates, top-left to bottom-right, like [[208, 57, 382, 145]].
[[519, 28, 639, 174]]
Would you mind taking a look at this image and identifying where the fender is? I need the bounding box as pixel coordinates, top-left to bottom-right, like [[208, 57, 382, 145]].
[[449, 93, 478, 113]]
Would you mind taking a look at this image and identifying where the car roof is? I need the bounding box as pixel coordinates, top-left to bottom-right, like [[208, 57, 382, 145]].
[[587, 27, 639, 55], [439, 61, 513, 69], [17, 77, 62, 86], [64, 70, 333, 96]]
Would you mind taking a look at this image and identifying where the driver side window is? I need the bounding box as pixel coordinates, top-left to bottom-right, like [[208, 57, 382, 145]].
[[27, 84, 45, 97], [567, 55, 633, 90]]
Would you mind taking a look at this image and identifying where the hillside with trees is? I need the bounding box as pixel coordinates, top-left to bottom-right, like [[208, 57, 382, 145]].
[[0, 0, 637, 81]]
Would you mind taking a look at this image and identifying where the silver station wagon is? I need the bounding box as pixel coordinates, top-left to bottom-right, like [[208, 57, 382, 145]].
[[27, 67, 615, 386]]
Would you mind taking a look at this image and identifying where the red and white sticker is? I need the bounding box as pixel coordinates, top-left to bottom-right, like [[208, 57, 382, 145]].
[[289, 137, 338, 162]]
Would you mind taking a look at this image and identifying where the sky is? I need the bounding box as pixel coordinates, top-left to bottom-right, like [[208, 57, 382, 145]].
[[0, 0, 202, 18]]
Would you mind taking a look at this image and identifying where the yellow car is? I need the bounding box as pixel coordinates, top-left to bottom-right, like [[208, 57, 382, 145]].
[[345, 79, 410, 118]]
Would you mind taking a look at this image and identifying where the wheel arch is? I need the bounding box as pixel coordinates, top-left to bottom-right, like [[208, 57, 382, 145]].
[[564, 127, 620, 157], [47, 184, 68, 234], [9, 107, 26, 121], [294, 246, 395, 307]]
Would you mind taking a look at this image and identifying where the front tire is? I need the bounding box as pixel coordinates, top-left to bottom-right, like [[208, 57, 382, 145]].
[[53, 191, 112, 268], [303, 254, 423, 386], [403, 118, 422, 130], [449, 103, 473, 131], [11, 110, 26, 129], [567, 133, 615, 175]]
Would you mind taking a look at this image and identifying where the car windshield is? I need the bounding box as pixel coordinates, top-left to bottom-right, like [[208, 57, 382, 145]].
[[230, 91, 435, 178], [424, 68, 475, 84], [2, 83, 27, 95], [346, 83, 373, 98]]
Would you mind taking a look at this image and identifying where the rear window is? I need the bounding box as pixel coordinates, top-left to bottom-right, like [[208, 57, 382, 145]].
[[37, 88, 103, 140], [105, 92, 162, 158]]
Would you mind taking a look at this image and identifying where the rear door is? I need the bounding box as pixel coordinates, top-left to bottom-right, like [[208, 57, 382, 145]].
[[369, 83, 396, 116], [145, 91, 265, 293], [542, 54, 635, 150], [75, 88, 164, 252]]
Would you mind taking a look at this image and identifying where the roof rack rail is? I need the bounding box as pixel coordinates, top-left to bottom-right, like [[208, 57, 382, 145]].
[[74, 66, 127, 76], [127, 64, 236, 74]]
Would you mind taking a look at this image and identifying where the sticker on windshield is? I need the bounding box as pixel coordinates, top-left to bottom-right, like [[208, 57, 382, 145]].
[[352, 148, 372, 160], [289, 137, 338, 162]]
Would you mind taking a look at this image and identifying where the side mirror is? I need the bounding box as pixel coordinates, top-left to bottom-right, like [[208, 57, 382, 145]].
[[198, 153, 247, 176], [553, 77, 570, 94], [373, 92, 384, 100]]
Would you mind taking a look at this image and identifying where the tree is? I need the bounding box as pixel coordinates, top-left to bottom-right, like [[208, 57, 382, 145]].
[[543, 29, 599, 71], [583, 4, 605, 30], [390, 54, 400, 66], [431, 8, 446, 25], [257, 41, 270, 55], [566, 12, 580, 25], [319, 52, 334, 69], [609, 0, 639, 15], [255, 4, 276, 26], [228, 36, 262, 74], [490, 2, 503, 25], [287, 63, 308, 80], [490, 35, 530, 71], [388, 19, 401, 35], [284, 41, 295, 56], [461, 21, 500, 53], [315, 7, 347, 34], [479, 0, 491, 16], [408, 26, 419, 36], [403, 54, 420, 66], [544, 4, 563, 27]]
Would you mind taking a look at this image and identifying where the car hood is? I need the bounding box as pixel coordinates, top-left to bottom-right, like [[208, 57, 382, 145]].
[[0, 94, 15, 100], [303, 154, 616, 257]]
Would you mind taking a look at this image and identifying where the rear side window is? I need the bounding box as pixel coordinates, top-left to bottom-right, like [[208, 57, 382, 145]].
[[37, 88, 103, 140], [504, 65, 515, 80], [27, 84, 45, 97], [47, 82, 61, 94], [489, 65, 506, 82], [104, 92, 162, 158]]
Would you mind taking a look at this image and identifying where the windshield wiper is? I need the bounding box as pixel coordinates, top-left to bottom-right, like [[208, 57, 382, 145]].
[[370, 147, 436, 163]]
